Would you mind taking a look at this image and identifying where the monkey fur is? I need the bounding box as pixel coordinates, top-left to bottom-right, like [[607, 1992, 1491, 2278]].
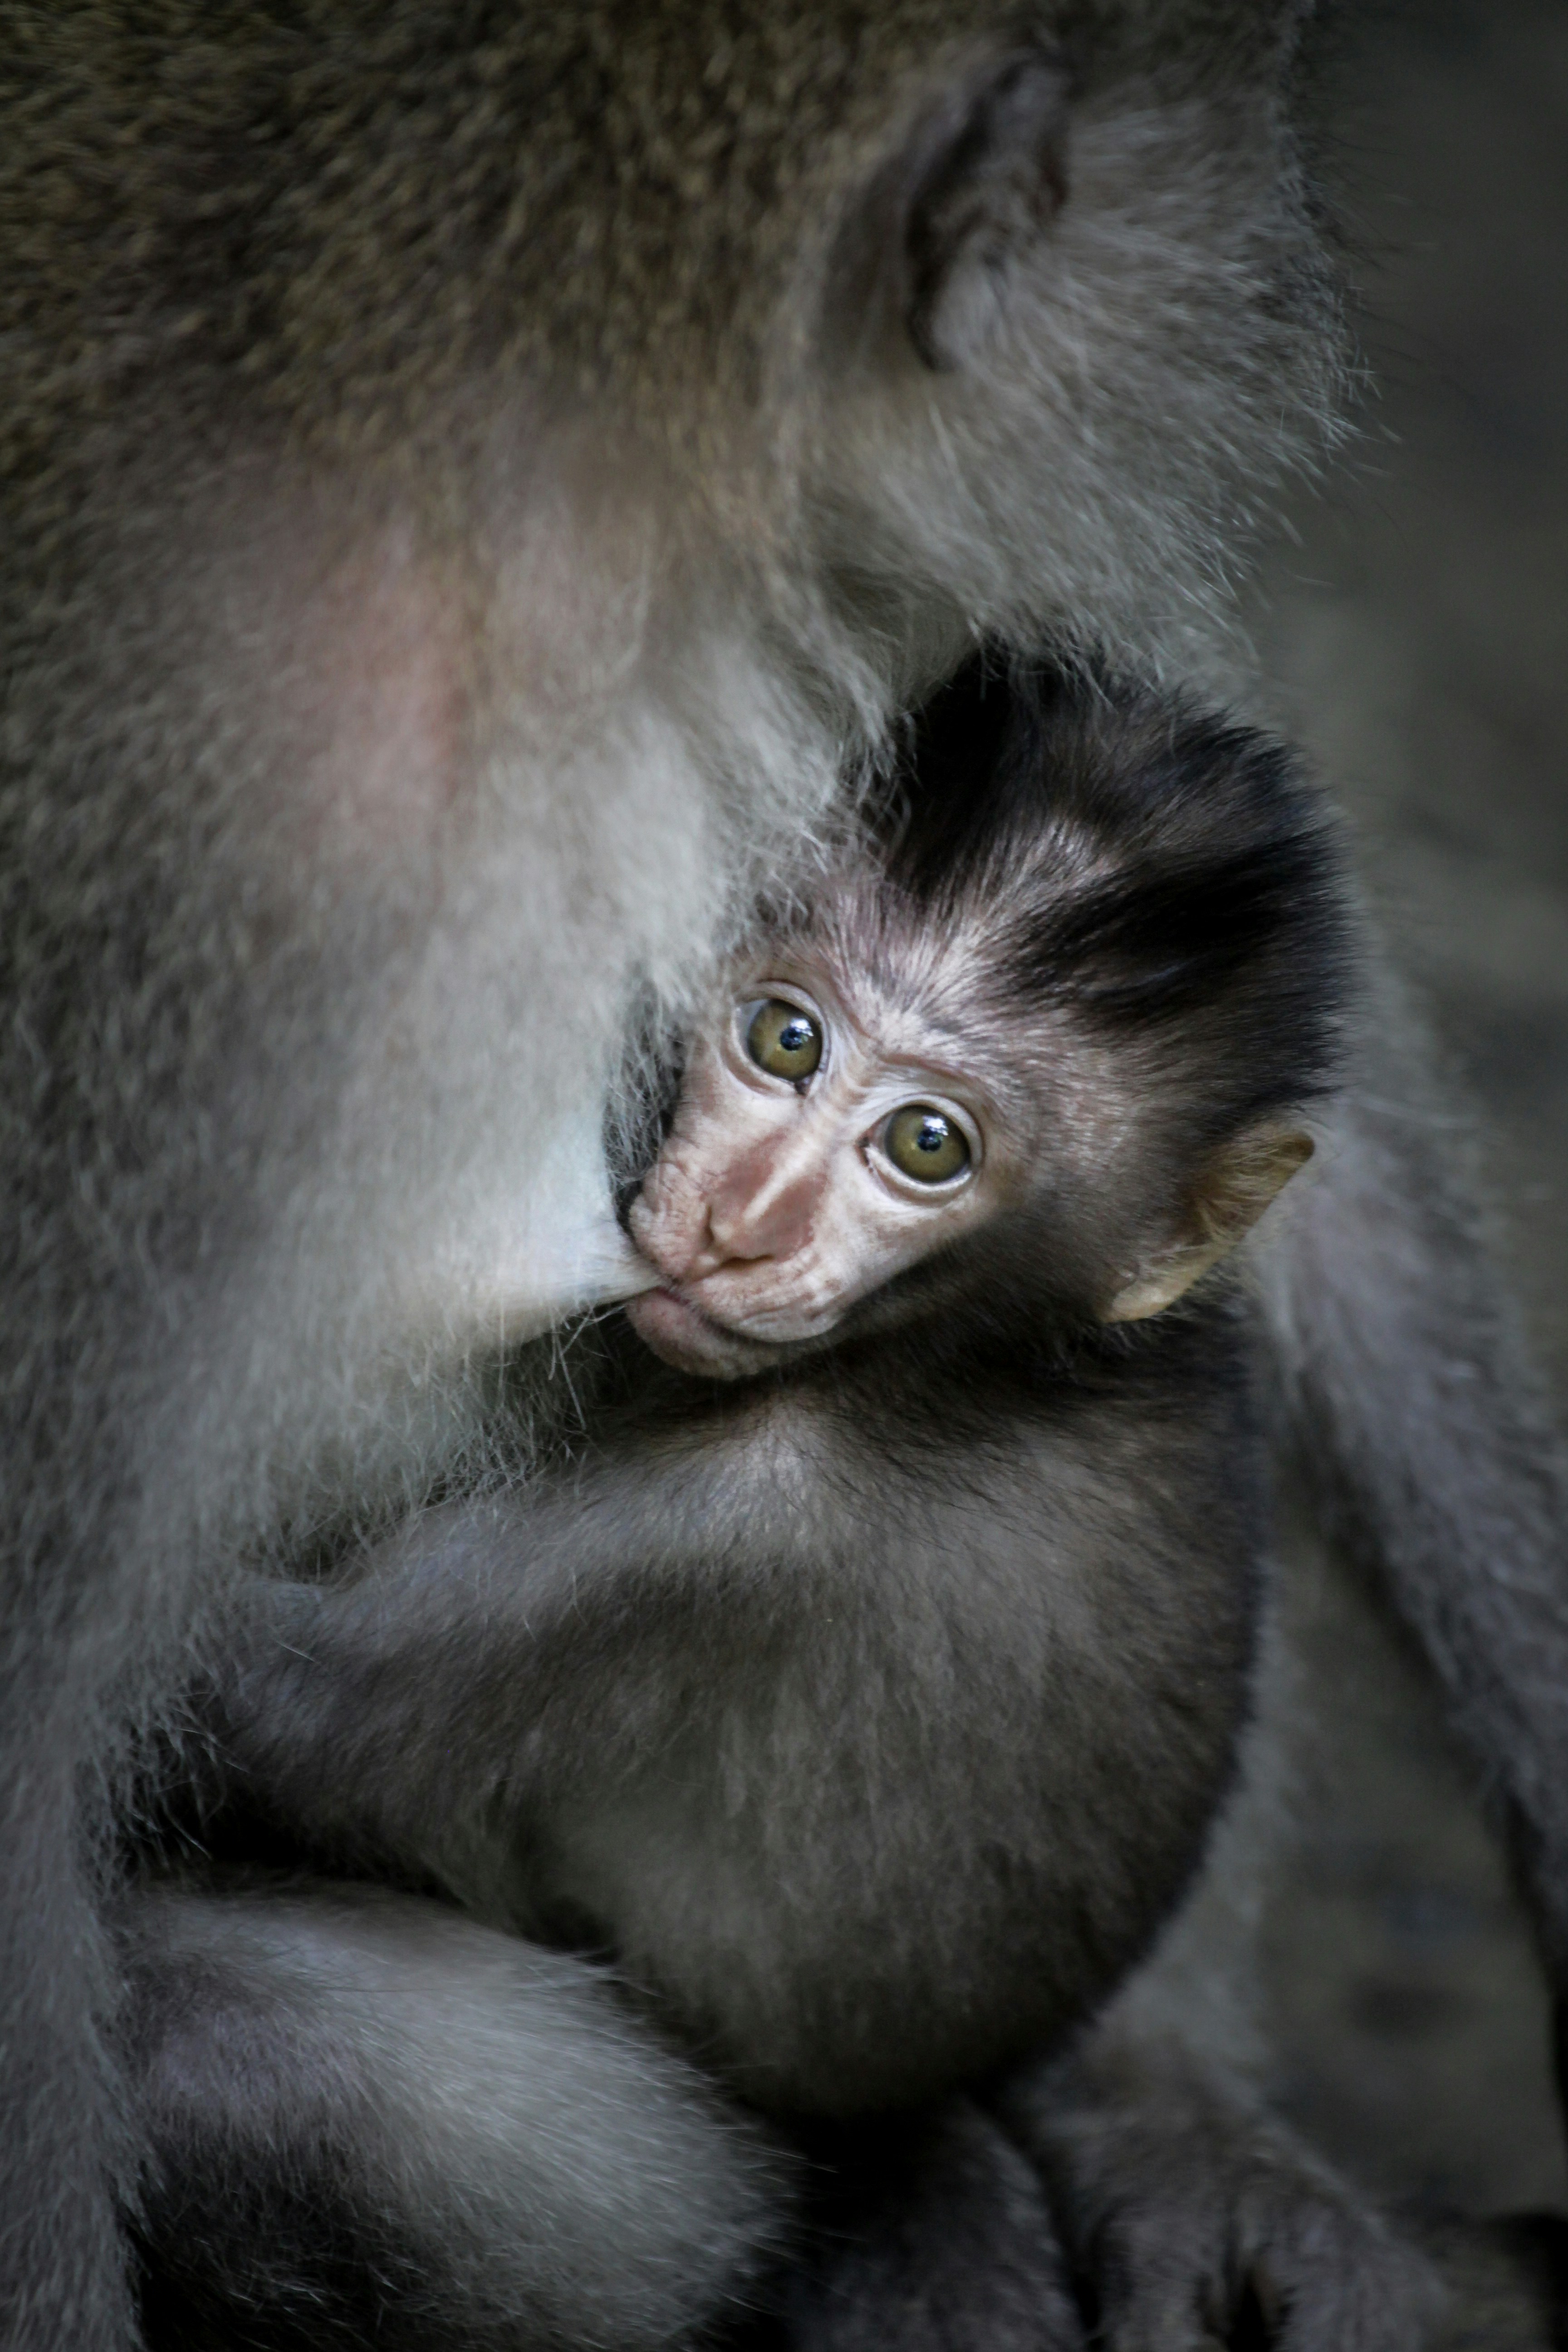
[[121, 661, 1363, 2344], [4, 6, 1568, 2349]]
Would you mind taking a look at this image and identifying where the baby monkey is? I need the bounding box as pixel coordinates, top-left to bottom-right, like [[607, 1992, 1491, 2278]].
[[129, 663, 1352, 2341], [629, 715, 1326, 1379]]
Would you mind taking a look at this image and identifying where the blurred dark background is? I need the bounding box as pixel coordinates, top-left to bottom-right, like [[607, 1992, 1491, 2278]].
[[1251, 0, 1568, 2217]]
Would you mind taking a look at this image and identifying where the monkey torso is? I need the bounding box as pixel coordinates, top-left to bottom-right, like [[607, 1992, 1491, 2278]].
[[210, 1300, 1264, 2118]]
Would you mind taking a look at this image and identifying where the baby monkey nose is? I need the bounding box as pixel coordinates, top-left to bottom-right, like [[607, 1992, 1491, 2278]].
[[634, 1121, 825, 1283], [704, 1157, 819, 1269]]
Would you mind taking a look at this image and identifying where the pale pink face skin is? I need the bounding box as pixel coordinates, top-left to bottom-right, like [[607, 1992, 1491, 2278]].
[[626, 936, 1028, 1379]]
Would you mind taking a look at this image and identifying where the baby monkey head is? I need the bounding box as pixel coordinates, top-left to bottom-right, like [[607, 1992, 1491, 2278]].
[[628, 662, 1350, 1382]]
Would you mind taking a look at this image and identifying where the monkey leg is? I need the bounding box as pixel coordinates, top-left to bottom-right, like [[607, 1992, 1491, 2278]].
[[118, 1878, 793, 2352], [1257, 965, 1568, 1980], [740, 2105, 1088, 2352]]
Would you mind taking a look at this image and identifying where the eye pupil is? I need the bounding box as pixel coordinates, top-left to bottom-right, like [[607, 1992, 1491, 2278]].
[[884, 1103, 971, 1185], [745, 999, 823, 1081]]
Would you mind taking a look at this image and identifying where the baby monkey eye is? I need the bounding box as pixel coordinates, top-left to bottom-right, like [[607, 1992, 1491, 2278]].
[[745, 999, 823, 1083], [883, 1105, 971, 1185]]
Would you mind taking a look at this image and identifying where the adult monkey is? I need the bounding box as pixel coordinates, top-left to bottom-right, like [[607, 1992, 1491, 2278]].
[[4, 2, 1566, 2348]]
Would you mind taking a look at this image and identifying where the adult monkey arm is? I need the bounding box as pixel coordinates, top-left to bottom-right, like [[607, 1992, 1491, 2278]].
[[990, 963, 1568, 2350], [1263, 986, 1568, 1987], [1, 4, 1345, 2345]]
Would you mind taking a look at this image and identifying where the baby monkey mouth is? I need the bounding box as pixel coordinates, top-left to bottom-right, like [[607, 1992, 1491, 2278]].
[[624, 1281, 788, 1380]]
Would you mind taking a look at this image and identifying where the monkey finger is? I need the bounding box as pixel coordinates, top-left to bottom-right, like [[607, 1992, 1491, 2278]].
[[1003, 2051, 1440, 2352], [1223, 2184, 1443, 2352]]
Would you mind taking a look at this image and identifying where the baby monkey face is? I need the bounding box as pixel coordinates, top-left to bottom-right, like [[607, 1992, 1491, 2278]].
[[626, 898, 1316, 1382], [627, 941, 1021, 1379]]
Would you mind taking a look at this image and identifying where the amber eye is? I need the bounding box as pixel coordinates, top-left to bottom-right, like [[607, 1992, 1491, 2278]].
[[883, 1104, 971, 1185], [744, 999, 823, 1082]]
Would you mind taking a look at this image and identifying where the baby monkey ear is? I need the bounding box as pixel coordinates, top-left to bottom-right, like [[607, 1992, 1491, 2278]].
[[1103, 1127, 1316, 1325], [903, 53, 1073, 371]]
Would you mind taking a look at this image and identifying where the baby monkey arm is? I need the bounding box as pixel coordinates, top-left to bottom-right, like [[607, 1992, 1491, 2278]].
[[191, 1497, 581, 1903]]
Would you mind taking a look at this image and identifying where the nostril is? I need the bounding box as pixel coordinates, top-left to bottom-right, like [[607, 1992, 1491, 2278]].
[[704, 1206, 776, 1269], [693, 1235, 748, 1277], [705, 1155, 819, 1267], [706, 1235, 772, 1268], [709, 1185, 796, 1256]]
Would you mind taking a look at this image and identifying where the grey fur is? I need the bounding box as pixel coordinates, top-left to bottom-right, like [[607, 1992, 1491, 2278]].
[[0, 8, 1352, 2341], [122, 1882, 791, 2351], [10, 9, 1565, 2351], [1260, 976, 1568, 1976]]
